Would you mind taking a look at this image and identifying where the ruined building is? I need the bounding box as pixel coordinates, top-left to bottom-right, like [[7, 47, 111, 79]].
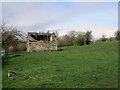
[[27, 32, 57, 52]]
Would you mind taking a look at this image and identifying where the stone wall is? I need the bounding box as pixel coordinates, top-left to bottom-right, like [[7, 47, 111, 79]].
[[27, 32, 57, 52]]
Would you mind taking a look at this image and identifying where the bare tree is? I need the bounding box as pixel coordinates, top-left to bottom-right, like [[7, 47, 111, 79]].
[[68, 31, 77, 45], [1, 23, 27, 52]]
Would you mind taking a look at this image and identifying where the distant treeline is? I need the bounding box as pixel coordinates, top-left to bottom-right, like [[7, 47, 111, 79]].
[[1, 23, 120, 52], [57, 31, 92, 47], [56, 30, 119, 47]]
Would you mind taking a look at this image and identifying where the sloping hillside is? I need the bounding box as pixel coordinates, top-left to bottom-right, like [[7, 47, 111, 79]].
[[2, 40, 118, 88]]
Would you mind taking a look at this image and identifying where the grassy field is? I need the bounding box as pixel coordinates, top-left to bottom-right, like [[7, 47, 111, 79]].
[[2, 40, 118, 88]]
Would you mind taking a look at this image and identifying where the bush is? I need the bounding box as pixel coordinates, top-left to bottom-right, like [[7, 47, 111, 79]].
[[75, 34, 85, 46], [57, 31, 93, 47], [115, 30, 120, 40], [1, 23, 27, 52], [108, 37, 115, 41], [57, 35, 71, 47], [100, 35, 107, 42], [85, 31, 92, 45]]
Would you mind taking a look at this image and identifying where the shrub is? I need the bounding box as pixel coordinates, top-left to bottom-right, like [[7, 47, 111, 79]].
[[1, 23, 27, 52], [85, 31, 92, 45], [75, 34, 85, 46], [100, 35, 107, 42], [115, 30, 120, 40]]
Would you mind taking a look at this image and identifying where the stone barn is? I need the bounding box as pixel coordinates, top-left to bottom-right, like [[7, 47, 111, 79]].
[[27, 32, 57, 52]]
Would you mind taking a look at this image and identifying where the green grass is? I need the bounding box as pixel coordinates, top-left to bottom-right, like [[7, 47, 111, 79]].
[[2, 40, 118, 88]]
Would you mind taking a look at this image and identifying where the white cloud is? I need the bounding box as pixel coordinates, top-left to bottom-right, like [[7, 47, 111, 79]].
[[3, 3, 80, 27], [44, 24, 117, 39], [2, 2, 118, 39], [77, 27, 116, 39], [3, 3, 53, 26], [3, 2, 114, 27], [76, 27, 117, 39]]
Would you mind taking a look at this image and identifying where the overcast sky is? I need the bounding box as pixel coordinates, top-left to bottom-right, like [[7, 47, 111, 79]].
[[2, 2, 118, 40]]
